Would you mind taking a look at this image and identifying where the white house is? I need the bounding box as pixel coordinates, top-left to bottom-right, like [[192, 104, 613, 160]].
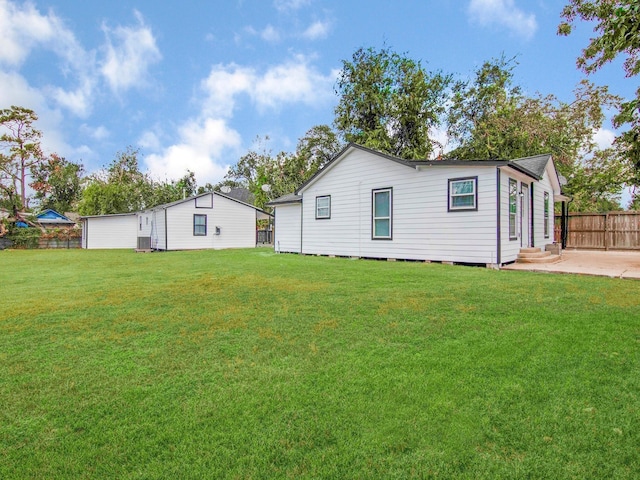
[[82, 192, 271, 251], [267, 144, 568, 266]]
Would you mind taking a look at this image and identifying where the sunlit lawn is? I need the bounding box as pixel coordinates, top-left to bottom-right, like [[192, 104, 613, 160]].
[[1, 248, 638, 478]]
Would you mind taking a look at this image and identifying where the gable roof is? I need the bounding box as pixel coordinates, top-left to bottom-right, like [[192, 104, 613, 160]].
[[149, 191, 272, 217], [265, 193, 302, 206], [296, 143, 554, 194], [35, 209, 75, 224]]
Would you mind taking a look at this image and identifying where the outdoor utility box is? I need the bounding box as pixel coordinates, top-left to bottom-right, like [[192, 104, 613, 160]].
[[137, 236, 151, 249]]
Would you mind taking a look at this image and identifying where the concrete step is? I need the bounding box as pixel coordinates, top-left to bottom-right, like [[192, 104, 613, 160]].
[[516, 253, 562, 264], [518, 250, 552, 259], [519, 247, 541, 254]]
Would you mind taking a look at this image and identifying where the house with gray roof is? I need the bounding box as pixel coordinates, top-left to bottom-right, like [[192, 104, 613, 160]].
[[267, 144, 569, 266]]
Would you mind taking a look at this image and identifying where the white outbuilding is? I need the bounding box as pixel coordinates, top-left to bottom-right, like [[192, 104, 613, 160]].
[[82, 192, 271, 251]]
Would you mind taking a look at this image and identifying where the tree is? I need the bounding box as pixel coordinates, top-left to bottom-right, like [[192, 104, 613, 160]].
[[78, 147, 155, 215], [0, 106, 45, 210], [222, 128, 342, 209], [446, 57, 624, 211], [30, 154, 84, 213], [559, 0, 640, 170], [334, 46, 451, 159]]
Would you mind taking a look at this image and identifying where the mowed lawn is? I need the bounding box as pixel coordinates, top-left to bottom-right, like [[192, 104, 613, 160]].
[[0, 248, 638, 479]]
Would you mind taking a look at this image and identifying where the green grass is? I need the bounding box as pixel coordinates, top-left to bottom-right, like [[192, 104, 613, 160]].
[[1, 248, 638, 479]]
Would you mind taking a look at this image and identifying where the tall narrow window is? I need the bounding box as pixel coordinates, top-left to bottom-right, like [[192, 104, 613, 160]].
[[316, 196, 331, 219], [193, 214, 207, 236], [509, 179, 517, 240], [544, 192, 550, 238], [372, 188, 392, 239], [448, 177, 478, 211]]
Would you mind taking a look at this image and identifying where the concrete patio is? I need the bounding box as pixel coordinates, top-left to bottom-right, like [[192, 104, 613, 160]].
[[502, 249, 640, 279]]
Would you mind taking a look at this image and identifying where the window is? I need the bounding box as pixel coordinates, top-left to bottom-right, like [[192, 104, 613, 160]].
[[139, 216, 142, 231], [193, 214, 207, 236], [372, 188, 392, 239], [509, 179, 517, 240], [544, 191, 550, 238], [316, 196, 331, 219], [448, 177, 478, 211]]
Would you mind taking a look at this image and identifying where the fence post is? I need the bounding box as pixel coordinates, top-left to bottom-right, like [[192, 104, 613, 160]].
[[604, 212, 609, 251]]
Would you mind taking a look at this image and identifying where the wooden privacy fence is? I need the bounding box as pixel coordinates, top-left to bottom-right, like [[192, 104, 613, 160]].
[[554, 211, 640, 250]]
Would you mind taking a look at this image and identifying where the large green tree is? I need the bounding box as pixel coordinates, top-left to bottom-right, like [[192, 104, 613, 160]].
[[559, 0, 640, 198], [334, 46, 451, 160], [223, 127, 342, 209], [30, 154, 85, 213], [0, 106, 45, 211], [78, 147, 195, 215], [446, 57, 624, 211]]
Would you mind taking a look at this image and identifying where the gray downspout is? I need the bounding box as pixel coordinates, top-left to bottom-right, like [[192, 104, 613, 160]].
[[530, 183, 535, 247], [496, 168, 501, 266], [299, 200, 303, 254], [164, 209, 168, 251]]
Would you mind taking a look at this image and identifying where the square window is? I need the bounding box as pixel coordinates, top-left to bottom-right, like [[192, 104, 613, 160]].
[[316, 196, 331, 219], [448, 177, 477, 211]]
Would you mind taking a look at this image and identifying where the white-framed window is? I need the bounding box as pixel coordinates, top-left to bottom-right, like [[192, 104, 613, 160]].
[[316, 195, 331, 219], [544, 191, 550, 238], [372, 188, 392, 239], [193, 214, 207, 236], [448, 177, 478, 211], [509, 179, 517, 240]]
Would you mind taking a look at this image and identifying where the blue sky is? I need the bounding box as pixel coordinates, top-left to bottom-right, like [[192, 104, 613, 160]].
[[0, 0, 635, 187]]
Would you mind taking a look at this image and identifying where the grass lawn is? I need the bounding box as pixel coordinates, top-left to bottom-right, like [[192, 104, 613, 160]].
[[0, 248, 638, 479]]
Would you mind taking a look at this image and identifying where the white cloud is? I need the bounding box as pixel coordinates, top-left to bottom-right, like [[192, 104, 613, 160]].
[[274, 0, 310, 12], [0, 0, 55, 65], [144, 119, 241, 184], [593, 128, 616, 150], [302, 20, 330, 40], [201, 55, 334, 115], [261, 24, 281, 43], [100, 10, 162, 93], [80, 124, 110, 141], [145, 55, 335, 185], [467, 0, 537, 40]]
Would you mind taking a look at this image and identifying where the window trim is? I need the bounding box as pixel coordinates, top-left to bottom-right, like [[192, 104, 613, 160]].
[[372, 187, 393, 240], [544, 191, 550, 238], [509, 178, 518, 240], [448, 176, 478, 212], [315, 195, 331, 219], [193, 214, 207, 236]]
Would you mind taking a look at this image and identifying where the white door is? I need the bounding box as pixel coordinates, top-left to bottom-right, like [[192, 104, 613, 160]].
[[521, 184, 530, 248]]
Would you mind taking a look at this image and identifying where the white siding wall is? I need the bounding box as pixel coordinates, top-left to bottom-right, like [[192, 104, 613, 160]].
[[137, 211, 153, 237], [274, 203, 301, 253], [84, 214, 137, 249], [152, 209, 166, 250], [300, 149, 499, 263], [533, 167, 555, 249], [163, 193, 256, 250], [499, 172, 523, 263]]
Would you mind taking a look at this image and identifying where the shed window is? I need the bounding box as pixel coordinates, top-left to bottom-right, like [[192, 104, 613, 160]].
[[372, 188, 392, 239], [544, 191, 550, 238], [316, 196, 331, 219], [448, 177, 477, 211], [193, 214, 207, 236], [509, 179, 517, 240]]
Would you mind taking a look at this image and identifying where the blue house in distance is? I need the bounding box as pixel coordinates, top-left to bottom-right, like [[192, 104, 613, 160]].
[[15, 209, 76, 228]]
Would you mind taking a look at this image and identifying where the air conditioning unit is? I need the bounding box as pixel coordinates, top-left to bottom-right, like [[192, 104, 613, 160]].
[[137, 236, 151, 249]]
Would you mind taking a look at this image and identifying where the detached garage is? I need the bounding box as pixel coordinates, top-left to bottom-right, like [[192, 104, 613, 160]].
[[81, 213, 137, 249]]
